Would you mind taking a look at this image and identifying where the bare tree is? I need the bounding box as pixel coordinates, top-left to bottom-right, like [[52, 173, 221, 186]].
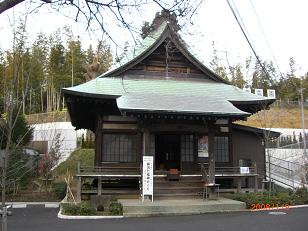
[[0, 15, 32, 231], [0, 1, 203, 46]]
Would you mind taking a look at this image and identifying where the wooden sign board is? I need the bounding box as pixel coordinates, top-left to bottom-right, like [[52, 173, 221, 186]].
[[142, 156, 154, 202]]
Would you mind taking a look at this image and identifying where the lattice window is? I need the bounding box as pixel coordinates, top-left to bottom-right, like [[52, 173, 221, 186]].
[[214, 136, 229, 162], [102, 134, 137, 162], [181, 135, 194, 162]]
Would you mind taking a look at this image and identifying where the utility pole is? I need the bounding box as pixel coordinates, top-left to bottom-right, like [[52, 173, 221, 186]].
[[300, 81, 306, 159], [71, 42, 74, 87]]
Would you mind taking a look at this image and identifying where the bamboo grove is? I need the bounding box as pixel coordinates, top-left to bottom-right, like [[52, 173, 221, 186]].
[[0, 24, 112, 115]]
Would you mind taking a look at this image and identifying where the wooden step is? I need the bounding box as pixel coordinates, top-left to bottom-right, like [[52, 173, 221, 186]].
[[153, 175, 204, 197], [154, 181, 203, 187], [154, 187, 202, 194], [154, 177, 202, 182], [154, 193, 202, 199], [82, 188, 139, 195]]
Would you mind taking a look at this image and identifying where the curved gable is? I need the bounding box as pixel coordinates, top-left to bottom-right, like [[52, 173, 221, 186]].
[[101, 23, 228, 83]]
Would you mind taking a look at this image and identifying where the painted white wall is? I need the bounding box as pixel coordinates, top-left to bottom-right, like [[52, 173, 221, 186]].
[[31, 122, 86, 163]]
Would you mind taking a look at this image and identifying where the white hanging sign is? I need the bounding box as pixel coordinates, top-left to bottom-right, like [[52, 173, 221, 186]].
[[254, 89, 264, 96], [142, 156, 153, 202], [267, 89, 276, 99], [198, 136, 209, 158], [240, 167, 250, 174]]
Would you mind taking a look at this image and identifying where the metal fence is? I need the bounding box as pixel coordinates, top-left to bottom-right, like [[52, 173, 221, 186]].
[[266, 142, 308, 189], [272, 99, 308, 108]]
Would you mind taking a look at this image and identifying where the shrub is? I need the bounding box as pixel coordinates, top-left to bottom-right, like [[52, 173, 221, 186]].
[[294, 188, 308, 205], [97, 205, 104, 212], [232, 192, 295, 209], [62, 202, 96, 216], [109, 202, 123, 215], [52, 181, 67, 200], [79, 202, 96, 215], [62, 203, 79, 215]]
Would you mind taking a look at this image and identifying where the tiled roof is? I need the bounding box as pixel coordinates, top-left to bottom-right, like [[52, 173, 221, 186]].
[[117, 93, 249, 116], [63, 20, 274, 117], [63, 77, 272, 117]]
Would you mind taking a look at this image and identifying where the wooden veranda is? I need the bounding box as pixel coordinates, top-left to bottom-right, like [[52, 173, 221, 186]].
[[75, 164, 259, 201]]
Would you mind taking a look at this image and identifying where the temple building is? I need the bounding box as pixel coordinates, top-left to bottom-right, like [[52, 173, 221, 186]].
[[63, 12, 279, 200]]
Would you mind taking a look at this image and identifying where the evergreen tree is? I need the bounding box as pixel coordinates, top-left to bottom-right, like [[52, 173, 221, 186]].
[[29, 32, 49, 113], [251, 60, 276, 92], [84, 41, 112, 81], [47, 29, 68, 111], [231, 63, 246, 88], [66, 39, 85, 86], [277, 57, 301, 101], [210, 42, 228, 81], [0, 110, 33, 149]]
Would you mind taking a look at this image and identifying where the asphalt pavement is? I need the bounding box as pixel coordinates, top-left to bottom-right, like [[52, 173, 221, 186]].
[[5, 206, 308, 231]]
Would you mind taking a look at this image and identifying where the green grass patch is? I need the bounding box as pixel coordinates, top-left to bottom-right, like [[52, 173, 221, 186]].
[[53, 148, 94, 177]]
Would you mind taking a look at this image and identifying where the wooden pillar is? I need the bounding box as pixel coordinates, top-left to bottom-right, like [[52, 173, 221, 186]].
[[95, 116, 102, 166], [77, 162, 81, 202], [77, 177, 81, 202], [254, 176, 258, 192], [142, 129, 151, 156], [254, 162, 258, 192], [208, 122, 215, 184], [237, 177, 242, 193], [98, 177, 102, 196], [136, 132, 142, 163]]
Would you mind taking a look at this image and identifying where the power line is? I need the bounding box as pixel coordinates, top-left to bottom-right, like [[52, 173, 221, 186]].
[[249, 0, 284, 79], [226, 0, 274, 86]]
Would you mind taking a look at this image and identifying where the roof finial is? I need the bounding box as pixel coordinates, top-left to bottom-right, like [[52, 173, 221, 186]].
[[151, 9, 180, 32]]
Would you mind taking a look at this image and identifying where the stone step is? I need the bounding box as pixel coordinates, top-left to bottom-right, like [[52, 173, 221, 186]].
[[120, 198, 246, 217]]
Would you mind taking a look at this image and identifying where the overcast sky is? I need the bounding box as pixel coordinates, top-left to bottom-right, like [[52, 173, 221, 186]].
[[0, 0, 307, 81]]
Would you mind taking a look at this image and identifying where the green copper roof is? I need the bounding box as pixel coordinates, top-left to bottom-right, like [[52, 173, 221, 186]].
[[117, 93, 249, 116], [63, 20, 274, 118], [63, 77, 272, 117]]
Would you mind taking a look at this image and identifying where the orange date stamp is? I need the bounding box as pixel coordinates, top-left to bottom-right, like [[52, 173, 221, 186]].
[[250, 203, 290, 210]]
